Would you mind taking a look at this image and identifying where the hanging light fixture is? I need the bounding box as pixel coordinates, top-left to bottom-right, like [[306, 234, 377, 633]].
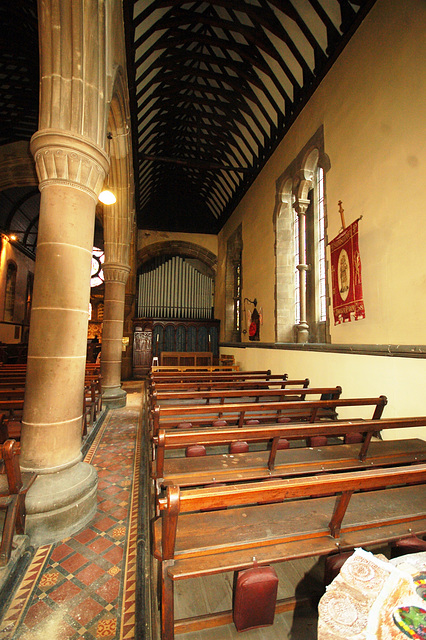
[[99, 133, 116, 205]]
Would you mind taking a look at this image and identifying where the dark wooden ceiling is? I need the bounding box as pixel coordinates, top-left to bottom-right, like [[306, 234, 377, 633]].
[[0, 0, 376, 248], [125, 0, 375, 234]]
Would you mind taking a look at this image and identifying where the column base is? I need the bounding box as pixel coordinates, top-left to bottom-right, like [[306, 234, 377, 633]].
[[296, 322, 309, 343], [102, 386, 127, 408], [25, 461, 98, 547]]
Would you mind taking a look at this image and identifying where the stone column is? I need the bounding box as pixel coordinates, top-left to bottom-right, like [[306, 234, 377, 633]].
[[295, 199, 310, 343], [101, 263, 130, 407], [21, 129, 109, 545], [121, 227, 137, 380]]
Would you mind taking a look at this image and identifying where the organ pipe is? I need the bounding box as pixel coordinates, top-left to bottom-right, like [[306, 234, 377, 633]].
[[137, 256, 214, 319]]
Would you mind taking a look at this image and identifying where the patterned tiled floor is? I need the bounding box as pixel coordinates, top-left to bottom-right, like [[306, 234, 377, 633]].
[[0, 382, 143, 640]]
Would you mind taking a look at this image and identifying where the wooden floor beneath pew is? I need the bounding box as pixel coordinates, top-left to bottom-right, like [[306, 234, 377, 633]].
[[152, 555, 325, 640]]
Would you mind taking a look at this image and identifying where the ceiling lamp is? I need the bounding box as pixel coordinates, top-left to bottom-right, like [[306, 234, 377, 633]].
[[98, 189, 116, 205]]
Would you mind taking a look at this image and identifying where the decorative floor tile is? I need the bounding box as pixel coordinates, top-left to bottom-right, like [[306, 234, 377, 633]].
[[2, 383, 143, 640]]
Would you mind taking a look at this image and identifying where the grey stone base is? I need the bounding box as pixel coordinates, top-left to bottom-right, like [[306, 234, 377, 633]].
[[102, 386, 127, 408], [25, 461, 98, 547]]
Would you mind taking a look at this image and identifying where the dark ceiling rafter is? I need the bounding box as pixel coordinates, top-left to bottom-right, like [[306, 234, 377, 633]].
[[0, 1, 377, 241], [126, 0, 376, 234]]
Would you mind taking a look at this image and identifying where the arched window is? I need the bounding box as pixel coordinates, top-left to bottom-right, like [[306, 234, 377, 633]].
[[225, 225, 242, 342], [25, 271, 34, 324], [4, 262, 17, 322], [275, 128, 330, 343]]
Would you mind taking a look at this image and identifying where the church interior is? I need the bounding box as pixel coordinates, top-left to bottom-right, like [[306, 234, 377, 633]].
[[0, 0, 425, 638]]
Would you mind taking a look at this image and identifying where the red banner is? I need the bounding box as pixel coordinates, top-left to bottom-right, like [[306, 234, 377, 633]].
[[329, 219, 365, 325]]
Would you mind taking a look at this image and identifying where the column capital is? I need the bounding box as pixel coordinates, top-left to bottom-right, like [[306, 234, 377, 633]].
[[103, 263, 131, 285], [294, 198, 310, 216], [30, 129, 110, 202]]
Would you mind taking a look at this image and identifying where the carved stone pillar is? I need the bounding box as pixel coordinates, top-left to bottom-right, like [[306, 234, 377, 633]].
[[22, 129, 109, 545], [295, 199, 310, 343], [121, 227, 137, 380], [101, 263, 130, 407]]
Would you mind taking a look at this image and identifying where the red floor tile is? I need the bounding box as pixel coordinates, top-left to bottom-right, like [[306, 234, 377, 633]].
[[70, 597, 104, 626], [48, 580, 82, 604], [103, 545, 123, 565], [23, 600, 53, 629], [93, 516, 117, 532], [73, 528, 98, 544], [96, 576, 121, 603], [103, 485, 123, 496], [50, 543, 74, 562], [60, 552, 88, 573], [87, 537, 113, 554], [76, 562, 106, 586], [98, 499, 119, 513]]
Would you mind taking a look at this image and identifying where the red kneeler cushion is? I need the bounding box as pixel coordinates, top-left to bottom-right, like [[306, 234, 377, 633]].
[[306, 436, 328, 447], [391, 535, 426, 558], [185, 445, 206, 457], [277, 438, 289, 450], [177, 422, 193, 429], [324, 551, 354, 587], [344, 432, 363, 444], [233, 565, 279, 631], [229, 441, 249, 453]]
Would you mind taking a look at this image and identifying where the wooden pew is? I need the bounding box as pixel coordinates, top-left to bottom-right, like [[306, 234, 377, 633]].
[[150, 396, 388, 435], [149, 371, 289, 385], [153, 464, 426, 639], [150, 385, 341, 411], [150, 369, 272, 379], [0, 439, 37, 565], [152, 417, 426, 488], [83, 376, 103, 436], [0, 372, 102, 441], [149, 378, 310, 394]]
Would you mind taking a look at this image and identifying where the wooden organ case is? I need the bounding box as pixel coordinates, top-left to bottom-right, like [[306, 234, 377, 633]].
[[133, 255, 219, 377]]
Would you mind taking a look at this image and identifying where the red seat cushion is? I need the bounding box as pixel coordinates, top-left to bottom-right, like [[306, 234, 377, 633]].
[[245, 419, 260, 425], [277, 438, 290, 450]]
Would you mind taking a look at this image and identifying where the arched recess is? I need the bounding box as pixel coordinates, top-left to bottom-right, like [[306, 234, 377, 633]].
[[274, 127, 330, 343], [99, 63, 136, 397], [136, 240, 217, 321], [137, 241, 217, 277], [103, 66, 135, 269], [275, 179, 295, 342]]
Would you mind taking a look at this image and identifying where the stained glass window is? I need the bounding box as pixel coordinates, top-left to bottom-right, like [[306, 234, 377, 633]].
[[91, 247, 105, 288]]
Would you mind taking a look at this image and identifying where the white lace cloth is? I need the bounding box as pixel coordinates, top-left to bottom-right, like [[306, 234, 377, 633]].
[[317, 548, 426, 640]]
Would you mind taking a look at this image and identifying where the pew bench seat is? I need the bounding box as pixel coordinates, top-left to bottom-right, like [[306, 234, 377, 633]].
[[153, 465, 426, 639], [155, 438, 426, 488]]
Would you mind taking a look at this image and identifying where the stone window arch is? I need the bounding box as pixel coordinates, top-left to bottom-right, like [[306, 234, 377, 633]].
[[275, 127, 330, 343], [225, 225, 242, 342]]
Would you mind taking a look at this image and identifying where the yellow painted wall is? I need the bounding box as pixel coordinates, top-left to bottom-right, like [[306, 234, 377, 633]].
[[216, 0, 426, 346], [221, 346, 426, 441], [0, 238, 34, 343]]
